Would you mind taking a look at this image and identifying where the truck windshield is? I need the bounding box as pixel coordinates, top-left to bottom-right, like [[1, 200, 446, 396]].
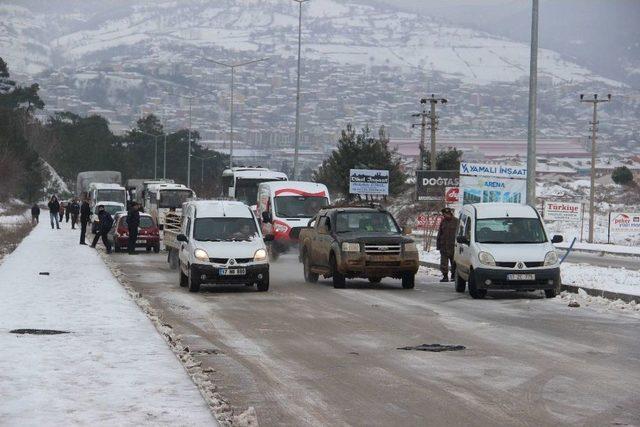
[[335, 212, 400, 234], [97, 190, 126, 205], [274, 196, 328, 218], [193, 217, 258, 242], [159, 190, 192, 208], [235, 178, 285, 205], [475, 218, 547, 244]]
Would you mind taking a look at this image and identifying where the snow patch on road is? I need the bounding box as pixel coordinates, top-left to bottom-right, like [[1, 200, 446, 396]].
[[556, 290, 640, 317]]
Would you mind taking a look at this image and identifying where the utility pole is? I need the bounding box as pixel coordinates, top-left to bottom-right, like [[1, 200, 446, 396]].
[[411, 98, 428, 170], [292, 0, 310, 180], [162, 108, 167, 179], [526, 0, 539, 207], [187, 98, 192, 188], [580, 93, 611, 243], [426, 94, 447, 170], [201, 56, 269, 169]]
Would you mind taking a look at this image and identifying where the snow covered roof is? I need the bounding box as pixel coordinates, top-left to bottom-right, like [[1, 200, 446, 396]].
[[471, 203, 538, 219], [189, 200, 254, 219]]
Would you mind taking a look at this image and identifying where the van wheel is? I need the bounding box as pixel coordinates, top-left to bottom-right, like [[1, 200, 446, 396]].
[[468, 271, 487, 299], [331, 254, 346, 289], [179, 265, 188, 287], [303, 252, 318, 283], [169, 250, 179, 270], [401, 272, 415, 289], [454, 271, 466, 293], [544, 289, 557, 298], [257, 272, 270, 292], [188, 267, 200, 292]]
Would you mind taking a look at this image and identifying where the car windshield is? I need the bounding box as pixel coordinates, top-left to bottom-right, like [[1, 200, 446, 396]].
[[193, 217, 259, 242], [274, 196, 328, 218], [475, 218, 547, 244], [159, 190, 192, 208], [335, 212, 400, 234], [120, 216, 154, 228], [97, 190, 126, 205]]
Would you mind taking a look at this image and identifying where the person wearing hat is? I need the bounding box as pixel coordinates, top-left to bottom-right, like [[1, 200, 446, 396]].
[[436, 207, 458, 282]]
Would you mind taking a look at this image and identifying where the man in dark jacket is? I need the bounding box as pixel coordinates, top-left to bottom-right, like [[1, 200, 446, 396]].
[[70, 199, 80, 229], [127, 202, 141, 254], [47, 196, 60, 229], [64, 201, 71, 223], [91, 205, 113, 253], [79, 196, 91, 245], [436, 207, 459, 282], [31, 203, 40, 225]]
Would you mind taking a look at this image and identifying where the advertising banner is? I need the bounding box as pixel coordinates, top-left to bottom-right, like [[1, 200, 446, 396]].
[[415, 213, 442, 231], [459, 162, 526, 205], [349, 169, 389, 196], [415, 170, 459, 201], [543, 201, 582, 221], [445, 187, 460, 204], [609, 212, 640, 234]]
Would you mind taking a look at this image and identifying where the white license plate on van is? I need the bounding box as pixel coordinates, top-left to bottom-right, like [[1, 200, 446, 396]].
[[507, 273, 535, 281], [219, 268, 246, 276]]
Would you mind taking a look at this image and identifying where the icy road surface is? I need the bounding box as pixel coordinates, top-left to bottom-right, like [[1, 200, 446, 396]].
[[0, 221, 217, 425], [108, 251, 640, 426]]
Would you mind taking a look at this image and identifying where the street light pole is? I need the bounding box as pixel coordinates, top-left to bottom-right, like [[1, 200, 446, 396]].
[[201, 56, 270, 170], [580, 93, 611, 243], [526, 0, 539, 207], [292, 0, 310, 180]]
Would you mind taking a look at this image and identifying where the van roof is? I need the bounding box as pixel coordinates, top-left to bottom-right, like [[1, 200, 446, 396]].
[[187, 200, 254, 219], [470, 203, 538, 219], [259, 181, 329, 194]]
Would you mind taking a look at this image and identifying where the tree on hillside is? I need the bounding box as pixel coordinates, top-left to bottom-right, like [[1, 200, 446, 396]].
[[612, 166, 634, 186], [423, 147, 463, 171], [314, 124, 406, 199]]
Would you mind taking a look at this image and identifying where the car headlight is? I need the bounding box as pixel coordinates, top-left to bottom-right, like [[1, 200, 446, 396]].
[[194, 248, 209, 261], [478, 251, 496, 266], [544, 250, 559, 266], [404, 242, 418, 252], [341, 242, 361, 252], [254, 248, 267, 262], [274, 223, 289, 233]]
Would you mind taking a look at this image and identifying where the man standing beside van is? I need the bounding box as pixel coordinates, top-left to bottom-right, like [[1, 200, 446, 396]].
[[436, 207, 458, 282], [79, 196, 91, 245], [127, 202, 140, 254]]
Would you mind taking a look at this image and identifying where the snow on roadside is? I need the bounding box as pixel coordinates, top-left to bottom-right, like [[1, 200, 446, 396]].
[[0, 220, 218, 425], [561, 263, 640, 297], [555, 290, 640, 317]]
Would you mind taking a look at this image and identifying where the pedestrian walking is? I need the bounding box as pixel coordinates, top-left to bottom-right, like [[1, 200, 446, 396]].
[[436, 207, 459, 282], [70, 199, 80, 229], [127, 202, 141, 254], [79, 197, 91, 245], [58, 202, 65, 222], [91, 205, 113, 253], [31, 203, 40, 225], [47, 196, 60, 229]]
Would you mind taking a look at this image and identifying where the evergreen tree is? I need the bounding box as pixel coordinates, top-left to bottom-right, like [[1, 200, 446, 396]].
[[612, 166, 634, 186]]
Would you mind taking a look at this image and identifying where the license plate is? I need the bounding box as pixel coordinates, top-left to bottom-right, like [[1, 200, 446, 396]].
[[136, 239, 146, 243], [507, 273, 535, 281], [219, 268, 246, 276]]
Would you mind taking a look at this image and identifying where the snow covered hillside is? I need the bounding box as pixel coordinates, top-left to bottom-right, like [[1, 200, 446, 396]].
[[0, 0, 623, 87]]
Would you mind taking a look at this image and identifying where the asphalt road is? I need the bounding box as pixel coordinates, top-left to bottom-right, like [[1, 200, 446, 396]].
[[560, 250, 640, 270], [109, 251, 640, 426]]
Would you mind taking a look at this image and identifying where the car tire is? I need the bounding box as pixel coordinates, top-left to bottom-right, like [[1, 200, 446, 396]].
[[401, 272, 415, 289], [268, 243, 280, 262], [368, 277, 382, 284], [331, 254, 346, 289], [303, 252, 319, 283], [468, 270, 487, 299], [544, 288, 557, 298], [188, 268, 200, 293], [179, 265, 188, 287], [169, 249, 179, 270], [146, 246, 151, 252], [454, 271, 466, 293], [257, 271, 270, 292], [153, 245, 160, 253]]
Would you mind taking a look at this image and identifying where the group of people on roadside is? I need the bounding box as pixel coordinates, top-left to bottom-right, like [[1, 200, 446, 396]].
[[41, 194, 143, 256]]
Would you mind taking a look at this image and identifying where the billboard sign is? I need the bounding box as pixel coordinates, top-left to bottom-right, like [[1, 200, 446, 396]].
[[543, 201, 582, 221], [416, 170, 459, 201], [445, 187, 460, 204], [460, 162, 526, 205], [609, 212, 640, 234], [349, 169, 389, 196]]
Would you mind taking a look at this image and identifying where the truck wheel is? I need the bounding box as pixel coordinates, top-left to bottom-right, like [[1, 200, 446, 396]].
[[468, 271, 487, 299], [401, 272, 415, 289], [257, 271, 270, 292], [544, 289, 557, 298], [188, 268, 201, 293], [179, 265, 188, 287], [153, 245, 160, 254], [454, 271, 466, 293], [268, 243, 280, 262], [303, 253, 318, 283], [331, 254, 346, 289]]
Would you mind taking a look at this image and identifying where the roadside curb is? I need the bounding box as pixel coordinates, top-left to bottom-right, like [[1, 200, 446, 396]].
[[419, 261, 640, 303]]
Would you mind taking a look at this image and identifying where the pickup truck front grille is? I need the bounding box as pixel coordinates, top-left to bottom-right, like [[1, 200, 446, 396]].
[[496, 261, 545, 268], [364, 244, 401, 255], [209, 257, 253, 264]]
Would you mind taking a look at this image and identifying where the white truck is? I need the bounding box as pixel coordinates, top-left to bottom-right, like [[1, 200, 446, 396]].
[[165, 200, 272, 293], [221, 167, 287, 206], [144, 182, 194, 229], [88, 182, 127, 210], [76, 171, 121, 197]]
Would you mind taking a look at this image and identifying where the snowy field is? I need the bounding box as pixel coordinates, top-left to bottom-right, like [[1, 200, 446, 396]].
[[0, 220, 217, 425]]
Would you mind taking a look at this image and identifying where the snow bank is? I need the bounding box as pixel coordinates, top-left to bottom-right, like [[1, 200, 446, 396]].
[[561, 263, 640, 297], [0, 221, 217, 425]]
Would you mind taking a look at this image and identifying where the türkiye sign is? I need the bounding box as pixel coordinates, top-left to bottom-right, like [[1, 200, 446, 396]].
[[543, 201, 582, 222]]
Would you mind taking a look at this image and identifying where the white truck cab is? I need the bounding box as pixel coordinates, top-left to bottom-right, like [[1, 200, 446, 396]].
[[454, 203, 563, 299], [176, 200, 272, 292]]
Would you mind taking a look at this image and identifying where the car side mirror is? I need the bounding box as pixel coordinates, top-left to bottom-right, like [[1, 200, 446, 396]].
[[456, 235, 469, 245], [551, 235, 563, 244], [262, 211, 272, 223], [263, 234, 275, 242], [177, 234, 188, 243], [402, 226, 412, 235]]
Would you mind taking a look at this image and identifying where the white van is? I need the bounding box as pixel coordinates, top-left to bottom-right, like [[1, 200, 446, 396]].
[[176, 200, 272, 292], [257, 181, 330, 256], [454, 203, 563, 299]]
